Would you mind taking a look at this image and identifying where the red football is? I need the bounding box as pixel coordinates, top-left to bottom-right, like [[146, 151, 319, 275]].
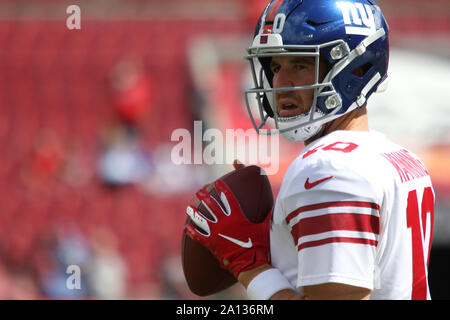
[[181, 165, 274, 296]]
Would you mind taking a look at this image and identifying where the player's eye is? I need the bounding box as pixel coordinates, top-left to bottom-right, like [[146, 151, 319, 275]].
[[270, 64, 280, 74], [294, 63, 308, 71]]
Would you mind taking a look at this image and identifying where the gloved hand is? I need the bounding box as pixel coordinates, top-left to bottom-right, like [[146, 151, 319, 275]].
[[184, 179, 272, 279]]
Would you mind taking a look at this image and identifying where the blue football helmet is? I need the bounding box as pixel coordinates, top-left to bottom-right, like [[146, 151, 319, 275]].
[[244, 0, 389, 142]]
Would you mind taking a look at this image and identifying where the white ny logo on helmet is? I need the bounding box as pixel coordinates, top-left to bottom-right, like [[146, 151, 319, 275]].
[[336, 2, 376, 36]]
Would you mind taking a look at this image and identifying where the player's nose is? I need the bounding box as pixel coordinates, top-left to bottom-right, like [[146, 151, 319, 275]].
[[273, 67, 296, 89]]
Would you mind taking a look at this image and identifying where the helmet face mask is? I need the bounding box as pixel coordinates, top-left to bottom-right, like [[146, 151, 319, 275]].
[[245, 40, 348, 142], [244, 0, 389, 142]]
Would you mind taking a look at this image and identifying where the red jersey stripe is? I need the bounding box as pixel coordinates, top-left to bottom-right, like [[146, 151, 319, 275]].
[[291, 213, 380, 240], [266, 0, 285, 22], [298, 237, 378, 251], [286, 201, 380, 225]]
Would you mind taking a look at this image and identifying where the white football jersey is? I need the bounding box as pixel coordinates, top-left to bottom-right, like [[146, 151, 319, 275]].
[[271, 130, 435, 300]]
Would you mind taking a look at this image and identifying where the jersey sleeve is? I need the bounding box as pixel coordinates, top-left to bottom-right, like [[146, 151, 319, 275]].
[[282, 155, 382, 290]]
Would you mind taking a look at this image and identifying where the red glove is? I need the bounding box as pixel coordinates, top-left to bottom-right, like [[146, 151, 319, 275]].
[[184, 179, 272, 279]]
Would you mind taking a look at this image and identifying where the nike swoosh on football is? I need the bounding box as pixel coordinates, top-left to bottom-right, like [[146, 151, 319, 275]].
[[218, 234, 253, 248], [304, 176, 334, 189]]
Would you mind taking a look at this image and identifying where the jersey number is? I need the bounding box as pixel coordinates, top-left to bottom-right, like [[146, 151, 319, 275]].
[[406, 187, 434, 300], [302, 141, 359, 159]]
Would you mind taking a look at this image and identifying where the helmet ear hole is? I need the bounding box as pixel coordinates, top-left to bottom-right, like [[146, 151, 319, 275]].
[[352, 62, 373, 78]]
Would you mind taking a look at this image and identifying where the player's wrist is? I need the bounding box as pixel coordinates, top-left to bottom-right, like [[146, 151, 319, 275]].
[[237, 264, 273, 289], [243, 267, 297, 300]]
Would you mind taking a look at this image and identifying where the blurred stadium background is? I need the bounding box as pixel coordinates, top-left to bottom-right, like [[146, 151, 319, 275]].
[[0, 0, 449, 299]]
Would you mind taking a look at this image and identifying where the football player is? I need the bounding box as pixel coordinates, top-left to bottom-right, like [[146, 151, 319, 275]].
[[185, 0, 434, 300]]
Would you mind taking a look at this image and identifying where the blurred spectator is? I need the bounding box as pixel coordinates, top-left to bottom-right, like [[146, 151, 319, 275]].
[[21, 129, 66, 187], [97, 56, 157, 188], [109, 57, 155, 133], [98, 126, 153, 187], [40, 226, 91, 299], [86, 227, 127, 299]]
